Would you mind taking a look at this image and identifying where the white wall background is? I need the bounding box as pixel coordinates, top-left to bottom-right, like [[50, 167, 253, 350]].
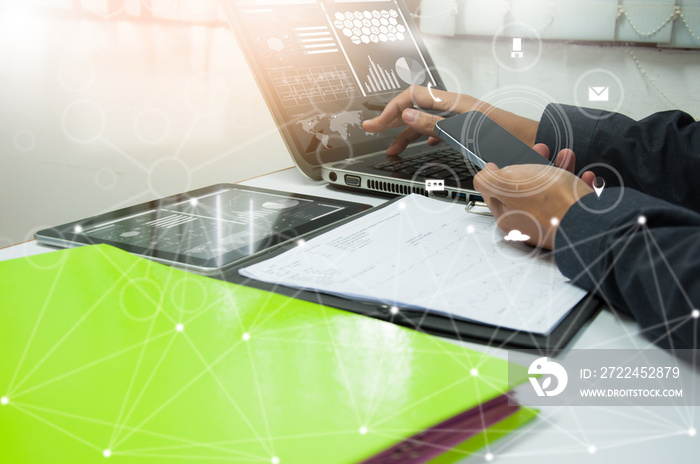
[[0, 4, 293, 247], [425, 36, 700, 122], [1, 3, 699, 246], [420, 0, 700, 47]]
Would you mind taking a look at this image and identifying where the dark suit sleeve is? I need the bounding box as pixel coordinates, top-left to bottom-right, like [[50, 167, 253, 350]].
[[537, 105, 700, 349], [554, 188, 700, 350], [536, 104, 700, 214]]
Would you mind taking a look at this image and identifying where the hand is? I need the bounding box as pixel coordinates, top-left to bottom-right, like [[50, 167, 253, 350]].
[[362, 86, 474, 155], [530, 143, 596, 188], [473, 148, 595, 250], [362, 86, 539, 156]]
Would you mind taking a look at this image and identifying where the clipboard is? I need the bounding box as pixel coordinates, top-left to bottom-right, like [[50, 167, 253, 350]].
[[218, 196, 601, 352]]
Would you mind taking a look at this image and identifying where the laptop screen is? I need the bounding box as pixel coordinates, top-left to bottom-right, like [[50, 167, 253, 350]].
[[223, 0, 443, 178]]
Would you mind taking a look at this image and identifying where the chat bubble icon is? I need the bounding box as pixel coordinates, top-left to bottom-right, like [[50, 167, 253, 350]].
[[425, 179, 445, 192]]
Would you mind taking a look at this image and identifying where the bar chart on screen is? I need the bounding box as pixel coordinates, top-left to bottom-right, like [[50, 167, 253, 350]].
[[363, 55, 401, 93], [361, 54, 431, 94]]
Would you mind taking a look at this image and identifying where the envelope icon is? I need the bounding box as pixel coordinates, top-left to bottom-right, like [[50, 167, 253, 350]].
[[588, 86, 609, 102]]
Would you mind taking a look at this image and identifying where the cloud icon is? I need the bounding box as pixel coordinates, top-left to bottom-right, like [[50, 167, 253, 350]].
[[504, 230, 530, 242]]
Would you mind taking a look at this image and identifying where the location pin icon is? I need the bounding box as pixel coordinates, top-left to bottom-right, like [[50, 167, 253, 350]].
[[593, 177, 605, 198]]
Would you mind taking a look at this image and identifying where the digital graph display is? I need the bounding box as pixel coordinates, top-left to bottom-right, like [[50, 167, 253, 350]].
[[325, 3, 436, 97], [271, 65, 359, 107], [231, 0, 438, 162]]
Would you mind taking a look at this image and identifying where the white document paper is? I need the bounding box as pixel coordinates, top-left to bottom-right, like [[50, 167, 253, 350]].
[[240, 195, 587, 335]]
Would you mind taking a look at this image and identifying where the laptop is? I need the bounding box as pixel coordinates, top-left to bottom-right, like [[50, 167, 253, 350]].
[[221, 0, 481, 204]]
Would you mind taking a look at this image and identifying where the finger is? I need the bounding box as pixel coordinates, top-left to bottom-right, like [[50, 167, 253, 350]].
[[387, 126, 425, 155], [481, 194, 506, 219], [532, 143, 550, 160], [554, 148, 576, 173], [427, 136, 441, 146], [402, 108, 444, 138], [582, 171, 596, 189], [362, 87, 434, 132], [362, 98, 407, 133], [385, 109, 444, 154], [473, 163, 506, 198], [474, 163, 546, 199], [362, 113, 406, 132], [363, 86, 464, 132], [494, 214, 519, 236]]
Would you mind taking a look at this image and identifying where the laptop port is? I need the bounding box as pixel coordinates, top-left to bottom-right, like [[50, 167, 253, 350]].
[[344, 175, 361, 187], [469, 194, 484, 203], [452, 192, 467, 201], [329, 172, 337, 182], [432, 190, 448, 198]]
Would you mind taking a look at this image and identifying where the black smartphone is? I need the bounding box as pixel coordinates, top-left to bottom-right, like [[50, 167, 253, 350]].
[[434, 111, 551, 170]]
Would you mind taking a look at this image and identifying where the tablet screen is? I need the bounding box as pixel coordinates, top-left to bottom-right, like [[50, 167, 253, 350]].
[[36, 184, 371, 274]]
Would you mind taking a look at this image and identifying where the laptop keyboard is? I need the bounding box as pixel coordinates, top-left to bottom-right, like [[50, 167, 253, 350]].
[[370, 148, 477, 181]]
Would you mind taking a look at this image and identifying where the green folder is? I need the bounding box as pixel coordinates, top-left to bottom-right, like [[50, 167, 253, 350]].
[[0, 245, 536, 463]]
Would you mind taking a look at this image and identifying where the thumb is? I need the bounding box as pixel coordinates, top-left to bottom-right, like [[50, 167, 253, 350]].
[[473, 163, 508, 198], [402, 108, 443, 138]]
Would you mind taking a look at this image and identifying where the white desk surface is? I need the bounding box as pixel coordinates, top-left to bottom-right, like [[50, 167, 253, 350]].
[[2, 167, 698, 463]]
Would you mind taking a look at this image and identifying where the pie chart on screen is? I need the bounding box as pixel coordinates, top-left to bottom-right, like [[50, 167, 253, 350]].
[[395, 57, 426, 85]]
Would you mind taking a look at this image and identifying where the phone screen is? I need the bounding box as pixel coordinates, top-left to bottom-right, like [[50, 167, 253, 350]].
[[435, 112, 550, 169]]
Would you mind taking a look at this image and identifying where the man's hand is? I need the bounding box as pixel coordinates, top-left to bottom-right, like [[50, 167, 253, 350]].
[[361, 86, 475, 155], [362, 86, 539, 156], [473, 145, 596, 250]]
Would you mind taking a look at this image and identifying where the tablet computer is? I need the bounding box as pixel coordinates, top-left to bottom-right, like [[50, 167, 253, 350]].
[[35, 184, 372, 275]]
